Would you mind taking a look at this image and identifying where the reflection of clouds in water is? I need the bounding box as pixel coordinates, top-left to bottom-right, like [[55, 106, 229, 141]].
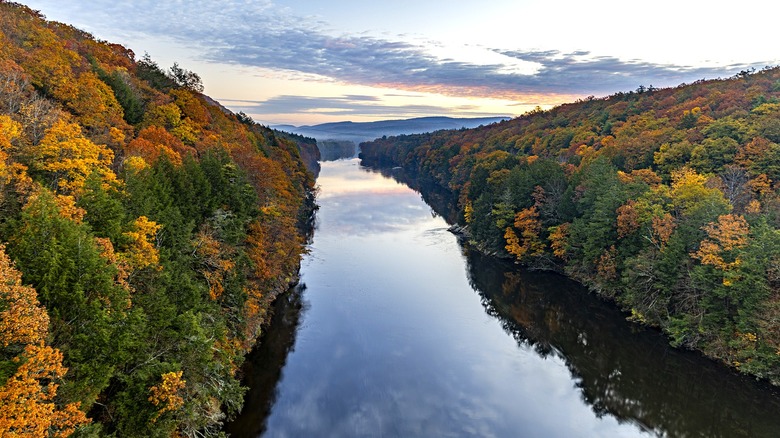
[[318, 191, 435, 235], [267, 308, 638, 438], [415, 227, 461, 255], [313, 160, 440, 236], [266, 158, 650, 438], [266, 345, 639, 437], [268, 363, 501, 436], [316, 160, 409, 200]]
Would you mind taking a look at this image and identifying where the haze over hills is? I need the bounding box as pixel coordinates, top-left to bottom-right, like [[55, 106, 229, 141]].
[[273, 116, 510, 160], [274, 115, 511, 142]]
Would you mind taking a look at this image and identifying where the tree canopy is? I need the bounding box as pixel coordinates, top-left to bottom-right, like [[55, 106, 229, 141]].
[[361, 66, 780, 385], [0, 2, 316, 436]]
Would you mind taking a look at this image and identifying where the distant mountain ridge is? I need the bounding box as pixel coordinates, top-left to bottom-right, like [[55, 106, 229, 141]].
[[273, 116, 511, 144]]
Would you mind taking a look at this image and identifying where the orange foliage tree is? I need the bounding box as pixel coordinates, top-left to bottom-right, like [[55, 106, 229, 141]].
[[505, 206, 545, 261], [693, 214, 750, 274], [125, 125, 195, 165], [616, 200, 640, 238]]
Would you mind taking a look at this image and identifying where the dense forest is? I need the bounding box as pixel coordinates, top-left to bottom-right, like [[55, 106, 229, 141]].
[[361, 68, 780, 384], [0, 2, 317, 436]]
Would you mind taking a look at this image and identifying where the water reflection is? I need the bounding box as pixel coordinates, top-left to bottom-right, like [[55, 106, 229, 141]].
[[315, 160, 440, 235], [225, 284, 306, 438], [317, 140, 357, 161], [464, 249, 780, 437], [362, 165, 460, 224], [227, 159, 780, 438]]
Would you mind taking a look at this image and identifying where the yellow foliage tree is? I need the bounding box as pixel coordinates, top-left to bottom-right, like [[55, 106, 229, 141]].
[[53, 194, 86, 223], [463, 201, 474, 224], [66, 72, 126, 135], [122, 155, 149, 173], [30, 119, 117, 195], [148, 371, 185, 423], [548, 223, 570, 259], [668, 167, 730, 225], [0, 115, 33, 198], [120, 216, 161, 272], [0, 245, 48, 348], [693, 214, 750, 272], [0, 115, 21, 173]]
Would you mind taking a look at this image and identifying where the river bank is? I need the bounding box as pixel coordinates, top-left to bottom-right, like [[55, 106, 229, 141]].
[[227, 159, 780, 437]]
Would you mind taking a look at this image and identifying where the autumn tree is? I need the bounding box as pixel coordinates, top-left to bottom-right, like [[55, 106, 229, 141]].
[[505, 206, 545, 261], [126, 125, 195, 165], [694, 214, 750, 274], [120, 215, 162, 272], [0, 115, 33, 200], [616, 200, 640, 238], [26, 119, 117, 196], [148, 370, 186, 424], [548, 223, 570, 260]]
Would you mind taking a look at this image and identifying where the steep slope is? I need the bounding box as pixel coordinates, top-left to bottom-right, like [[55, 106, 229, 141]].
[[361, 68, 780, 384], [0, 2, 315, 436]]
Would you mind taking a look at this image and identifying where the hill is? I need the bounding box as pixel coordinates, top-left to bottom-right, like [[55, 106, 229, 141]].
[[0, 2, 315, 436], [361, 68, 780, 384], [274, 116, 510, 159]]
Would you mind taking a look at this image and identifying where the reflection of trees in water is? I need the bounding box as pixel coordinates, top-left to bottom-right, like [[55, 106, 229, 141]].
[[464, 248, 780, 438], [224, 284, 307, 437], [237, 163, 780, 437], [364, 160, 780, 437], [362, 165, 460, 224], [318, 140, 357, 161]]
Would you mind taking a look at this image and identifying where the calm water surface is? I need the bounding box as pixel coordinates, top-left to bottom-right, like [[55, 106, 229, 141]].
[[227, 159, 780, 437]]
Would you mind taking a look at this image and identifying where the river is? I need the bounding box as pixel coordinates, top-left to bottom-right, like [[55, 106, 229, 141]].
[[226, 158, 780, 437]]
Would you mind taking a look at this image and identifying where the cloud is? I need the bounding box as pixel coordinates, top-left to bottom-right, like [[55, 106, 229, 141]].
[[220, 95, 509, 119], [32, 0, 773, 101], [494, 50, 759, 94], [127, 1, 765, 100]]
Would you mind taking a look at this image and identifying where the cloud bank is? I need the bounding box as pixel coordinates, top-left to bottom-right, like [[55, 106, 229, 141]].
[[31, 0, 775, 119], [221, 95, 512, 120]]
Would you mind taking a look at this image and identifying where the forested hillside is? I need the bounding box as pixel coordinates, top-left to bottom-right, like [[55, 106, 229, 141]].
[[361, 68, 780, 384], [0, 2, 315, 436]]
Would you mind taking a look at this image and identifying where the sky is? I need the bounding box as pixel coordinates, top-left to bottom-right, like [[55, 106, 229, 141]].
[[21, 0, 780, 125]]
